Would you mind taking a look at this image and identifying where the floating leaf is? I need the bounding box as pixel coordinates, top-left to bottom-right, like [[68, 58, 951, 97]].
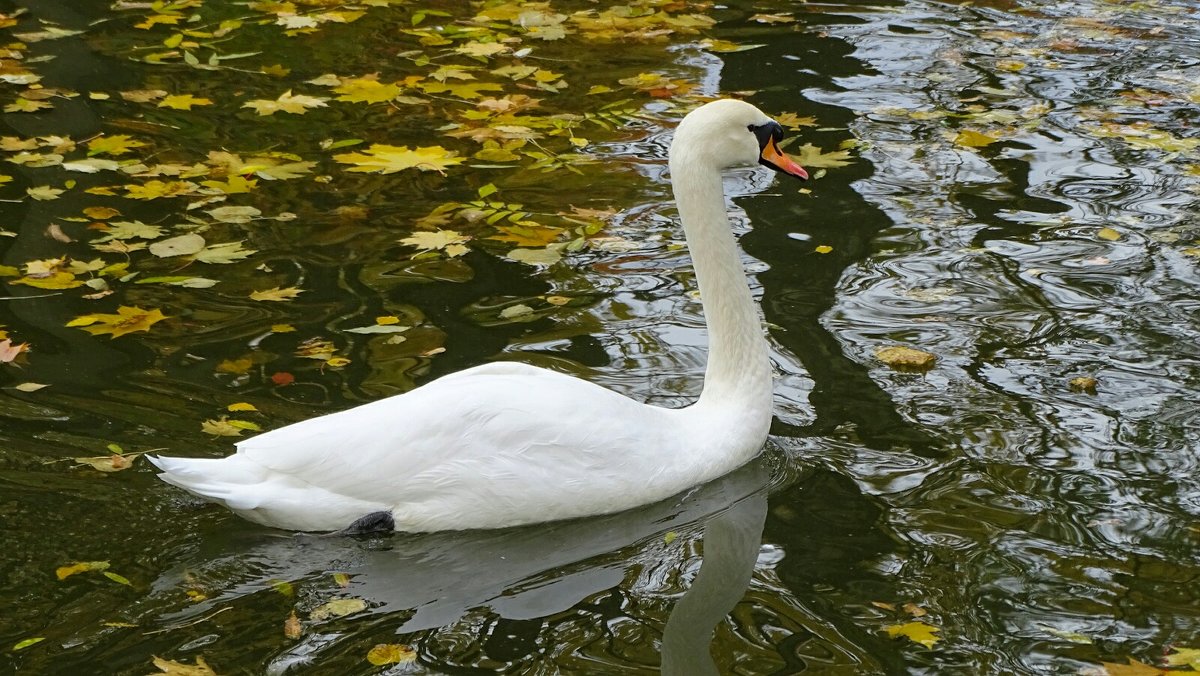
[[243, 90, 328, 116], [271, 372, 295, 386], [158, 94, 212, 110], [104, 571, 133, 586], [14, 382, 49, 392], [67, 306, 169, 339], [884, 621, 940, 648], [88, 135, 146, 157], [334, 144, 464, 174], [875, 345, 936, 371], [149, 233, 206, 258], [194, 241, 256, 264], [227, 402, 258, 412], [1037, 624, 1092, 644], [1097, 227, 1122, 241], [399, 229, 471, 254], [283, 610, 302, 640], [791, 143, 854, 168], [954, 129, 999, 148], [0, 339, 29, 364], [74, 453, 139, 472], [136, 276, 218, 288], [310, 597, 367, 621], [1069, 376, 1099, 394], [1096, 659, 1165, 676], [201, 417, 249, 437], [345, 324, 410, 334], [27, 185, 65, 201], [206, 206, 261, 223], [13, 637, 45, 651], [57, 560, 110, 580], [366, 644, 417, 666], [250, 287, 304, 302], [1165, 647, 1200, 671], [815, 244, 833, 254], [149, 656, 217, 676]]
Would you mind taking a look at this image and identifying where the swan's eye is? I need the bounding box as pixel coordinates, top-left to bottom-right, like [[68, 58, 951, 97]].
[[748, 121, 784, 151]]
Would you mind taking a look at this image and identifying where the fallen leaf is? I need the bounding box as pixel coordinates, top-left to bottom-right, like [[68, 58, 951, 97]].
[[332, 572, 351, 587], [1037, 624, 1092, 644], [1097, 658, 1166, 676], [206, 206, 261, 223], [74, 453, 139, 472], [201, 418, 248, 437], [875, 345, 936, 371], [0, 339, 29, 364], [345, 324, 410, 334], [227, 402, 258, 412], [903, 603, 928, 618], [954, 129, 999, 148], [310, 597, 367, 621], [57, 560, 111, 580], [271, 372, 295, 386], [242, 90, 328, 115], [1069, 376, 1099, 394], [334, 144, 464, 174], [884, 621, 940, 648], [283, 610, 302, 640], [149, 655, 218, 676], [158, 94, 212, 110], [399, 229, 471, 254], [104, 571, 133, 586], [88, 134, 147, 156], [27, 185, 65, 201], [14, 382, 49, 392], [790, 143, 854, 168], [149, 233, 206, 258], [1165, 647, 1200, 671], [250, 287, 304, 302], [366, 643, 416, 666], [12, 637, 45, 651], [815, 244, 833, 254], [194, 241, 256, 264], [1097, 227, 1122, 241], [67, 306, 169, 339]]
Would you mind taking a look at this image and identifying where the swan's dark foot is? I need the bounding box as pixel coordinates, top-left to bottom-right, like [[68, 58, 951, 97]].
[[333, 511, 395, 536]]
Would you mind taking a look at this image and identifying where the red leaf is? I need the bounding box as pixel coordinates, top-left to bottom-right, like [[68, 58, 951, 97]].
[[270, 371, 295, 386]]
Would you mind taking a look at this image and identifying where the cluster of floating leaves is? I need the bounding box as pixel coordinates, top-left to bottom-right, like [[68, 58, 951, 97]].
[[0, 0, 849, 398]]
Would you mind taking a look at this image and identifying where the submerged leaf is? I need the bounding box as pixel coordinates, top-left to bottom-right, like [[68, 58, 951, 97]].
[[249, 287, 304, 302], [366, 643, 416, 666], [56, 560, 110, 580], [875, 345, 936, 371], [149, 655, 218, 676], [334, 144, 464, 174], [884, 621, 940, 648], [310, 597, 367, 621]]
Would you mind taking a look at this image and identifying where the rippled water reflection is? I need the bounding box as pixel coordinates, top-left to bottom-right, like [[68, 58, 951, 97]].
[[2, 0, 1200, 673]]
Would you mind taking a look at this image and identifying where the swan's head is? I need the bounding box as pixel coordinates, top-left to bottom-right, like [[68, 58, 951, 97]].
[[671, 99, 809, 180]]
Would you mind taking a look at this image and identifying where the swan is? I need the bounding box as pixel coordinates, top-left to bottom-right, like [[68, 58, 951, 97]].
[[149, 99, 808, 532]]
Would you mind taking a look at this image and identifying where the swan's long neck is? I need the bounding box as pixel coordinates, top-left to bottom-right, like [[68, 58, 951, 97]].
[[669, 150, 773, 418]]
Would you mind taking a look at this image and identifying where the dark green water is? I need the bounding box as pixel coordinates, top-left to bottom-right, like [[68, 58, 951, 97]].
[[2, 0, 1199, 673]]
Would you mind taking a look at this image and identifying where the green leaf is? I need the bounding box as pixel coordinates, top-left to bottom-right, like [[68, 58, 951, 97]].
[[12, 637, 45, 651], [103, 571, 133, 586]]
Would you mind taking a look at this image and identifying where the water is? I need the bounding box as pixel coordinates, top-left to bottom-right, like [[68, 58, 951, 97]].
[[2, 0, 1199, 673]]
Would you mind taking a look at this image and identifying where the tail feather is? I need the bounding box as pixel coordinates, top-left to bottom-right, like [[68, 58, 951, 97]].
[[148, 454, 268, 510]]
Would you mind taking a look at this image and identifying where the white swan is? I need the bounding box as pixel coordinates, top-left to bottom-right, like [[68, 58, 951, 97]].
[[149, 99, 808, 532]]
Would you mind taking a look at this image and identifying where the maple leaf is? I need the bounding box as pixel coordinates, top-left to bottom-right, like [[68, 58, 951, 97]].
[[66, 306, 169, 339], [26, 185, 64, 201], [775, 112, 818, 129], [884, 621, 940, 648], [418, 80, 504, 99], [455, 41, 510, 58], [243, 90, 329, 115], [88, 135, 147, 156], [400, 229, 471, 257], [0, 339, 30, 364], [332, 78, 401, 104], [490, 223, 565, 247], [194, 241, 256, 264], [334, 144, 464, 174], [790, 143, 854, 169], [4, 98, 52, 113], [119, 89, 167, 103], [250, 286, 304, 301], [94, 220, 164, 242], [124, 180, 199, 200], [158, 94, 212, 110]]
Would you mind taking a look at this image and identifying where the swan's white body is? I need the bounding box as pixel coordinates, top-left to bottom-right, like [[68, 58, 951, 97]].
[[150, 100, 806, 532]]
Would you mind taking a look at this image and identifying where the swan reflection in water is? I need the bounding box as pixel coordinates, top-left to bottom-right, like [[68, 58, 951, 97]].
[[129, 458, 770, 673]]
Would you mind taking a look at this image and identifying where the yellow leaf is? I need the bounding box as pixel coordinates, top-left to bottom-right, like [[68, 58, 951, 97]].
[[455, 41, 509, 58], [310, 597, 367, 621], [12, 637, 45, 651], [1097, 227, 1122, 241], [489, 224, 564, 247], [884, 621, 940, 648], [775, 112, 819, 129], [366, 644, 417, 666], [227, 402, 258, 412], [332, 78, 401, 104], [325, 357, 351, 368], [149, 655, 217, 676], [83, 206, 121, 219], [56, 560, 110, 580], [250, 286, 304, 302], [242, 90, 328, 116], [1098, 658, 1166, 676], [67, 306, 169, 339], [954, 129, 999, 148], [997, 59, 1026, 71], [399, 229, 471, 253], [815, 245, 833, 254], [158, 94, 212, 110], [74, 453, 139, 472], [271, 324, 296, 333], [1165, 647, 1200, 670], [283, 610, 302, 640], [26, 185, 64, 201], [87, 134, 147, 156], [10, 272, 83, 289], [334, 144, 464, 174], [791, 143, 854, 168], [202, 417, 246, 437], [875, 345, 936, 371], [376, 316, 401, 325]]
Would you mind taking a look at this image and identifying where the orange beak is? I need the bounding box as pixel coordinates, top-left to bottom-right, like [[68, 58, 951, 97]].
[[760, 137, 809, 180]]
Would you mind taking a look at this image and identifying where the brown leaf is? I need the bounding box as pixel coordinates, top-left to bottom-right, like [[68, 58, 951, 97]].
[[283, 610, 302, 640]]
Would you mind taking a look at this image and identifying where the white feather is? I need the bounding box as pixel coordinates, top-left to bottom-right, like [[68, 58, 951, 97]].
[[149, 99, 794, 532]]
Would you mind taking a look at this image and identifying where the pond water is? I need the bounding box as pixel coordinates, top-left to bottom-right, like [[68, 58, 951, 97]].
[[2, 0, 1199, 673]]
